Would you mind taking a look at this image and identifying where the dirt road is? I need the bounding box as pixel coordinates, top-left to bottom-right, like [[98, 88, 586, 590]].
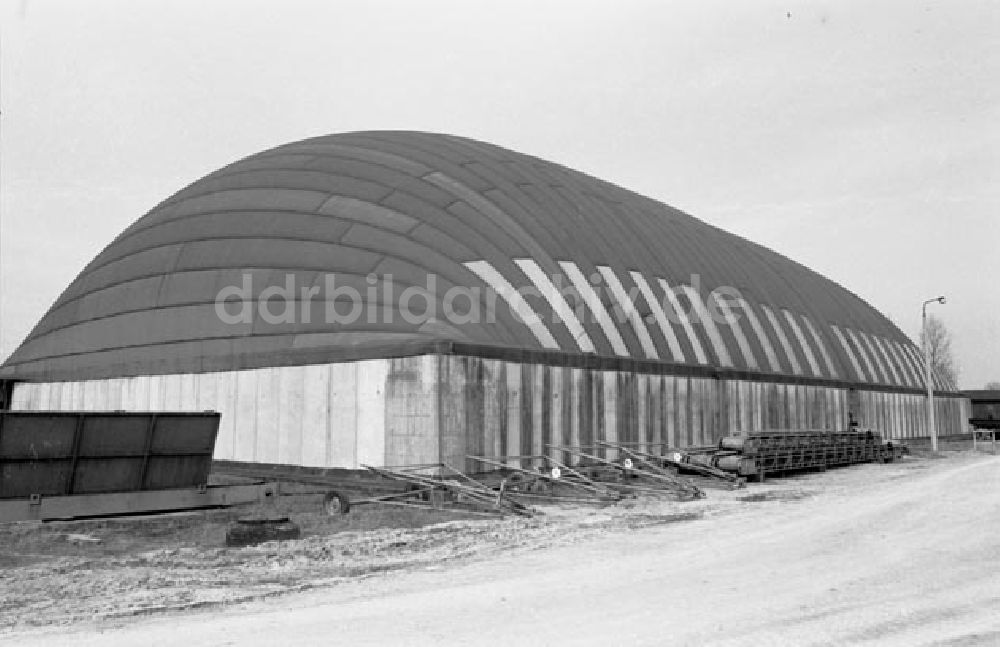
[[8, 453, 1000, 646]]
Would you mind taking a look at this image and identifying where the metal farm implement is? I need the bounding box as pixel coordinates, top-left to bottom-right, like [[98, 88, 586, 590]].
[[214, 461, 535, 518], [546, 444, 705, 500], [361, 463, 535, 517], [681, 430, 907, 482], [466, 454, 624, 505], [594, 440, 746, 489]]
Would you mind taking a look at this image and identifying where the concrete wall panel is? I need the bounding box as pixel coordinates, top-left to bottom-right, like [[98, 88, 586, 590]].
[[328, 362, 359, 467], [9, 352, 971, 471]]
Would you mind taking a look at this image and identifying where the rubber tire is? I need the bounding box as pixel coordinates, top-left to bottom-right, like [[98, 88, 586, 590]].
[[323, 490, 351, 515], [226, 519, 301, 547]]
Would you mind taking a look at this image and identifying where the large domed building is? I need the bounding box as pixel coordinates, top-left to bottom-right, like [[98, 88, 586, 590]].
[[1, 132, 968, 469]]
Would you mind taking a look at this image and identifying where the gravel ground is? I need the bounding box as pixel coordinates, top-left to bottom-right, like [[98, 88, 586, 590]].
[[0, 478, 718, 630], [1, 450, 984, 641]]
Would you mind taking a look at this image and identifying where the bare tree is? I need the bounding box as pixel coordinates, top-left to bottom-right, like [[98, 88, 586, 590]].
[[921, 314, 958, 388]]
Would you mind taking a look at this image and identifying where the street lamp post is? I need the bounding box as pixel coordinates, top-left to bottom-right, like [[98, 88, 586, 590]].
[[922, 296, 946, 452]]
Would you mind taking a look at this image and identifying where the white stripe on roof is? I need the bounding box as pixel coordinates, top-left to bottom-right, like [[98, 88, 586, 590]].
[[598, 266, 659, 360], [560, 261, 629, 356], [782, 309, 822, 377], [801, 315, 838, 379], [899, 342, 927, 388], [629, 271, 686, 362], [845, 327, 879, 383], [514, 258, 595, 353], [885, 339, 919, 387], [761, 305, 803, 375], [830, 324, 866, 382], [679, 285, 733, 367], [464, 260, 559, 350], [657, 278, 709, 365], [857, 330, 891, 384], [711, 293, 758, 370], [906, 344, 939, 389], [738, 299, 781, 372], [870, 334, 903, 386]]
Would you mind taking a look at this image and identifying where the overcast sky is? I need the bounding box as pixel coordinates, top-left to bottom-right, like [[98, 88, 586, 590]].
[[1, 0, 997, 387]]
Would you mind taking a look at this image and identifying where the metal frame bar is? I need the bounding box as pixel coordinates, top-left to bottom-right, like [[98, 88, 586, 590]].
[[546, 444, 704, 498], [66, 414, 86, 495], [466, 455, 616, 500], [0, 482, 278, 523], [137, 413, 159, 490]]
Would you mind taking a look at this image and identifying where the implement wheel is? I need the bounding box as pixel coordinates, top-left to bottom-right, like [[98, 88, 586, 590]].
[[323, 490, 351, 515]]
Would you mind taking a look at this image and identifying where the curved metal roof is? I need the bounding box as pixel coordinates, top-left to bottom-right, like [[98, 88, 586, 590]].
[[0, 131, 949, 390]]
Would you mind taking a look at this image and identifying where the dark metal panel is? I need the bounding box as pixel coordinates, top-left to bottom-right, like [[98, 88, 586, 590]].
[[79, 414, 150, 455], [1, 462, 73, 497], [0, 412, 220, 499], [73, 457, 144, 493], [143, 455, 213, 490], [150, 415, 219, 453], [0, 414, 78, 457]]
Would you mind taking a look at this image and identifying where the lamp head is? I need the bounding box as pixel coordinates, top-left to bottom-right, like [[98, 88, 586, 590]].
[[937, 296, 946, 305]]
